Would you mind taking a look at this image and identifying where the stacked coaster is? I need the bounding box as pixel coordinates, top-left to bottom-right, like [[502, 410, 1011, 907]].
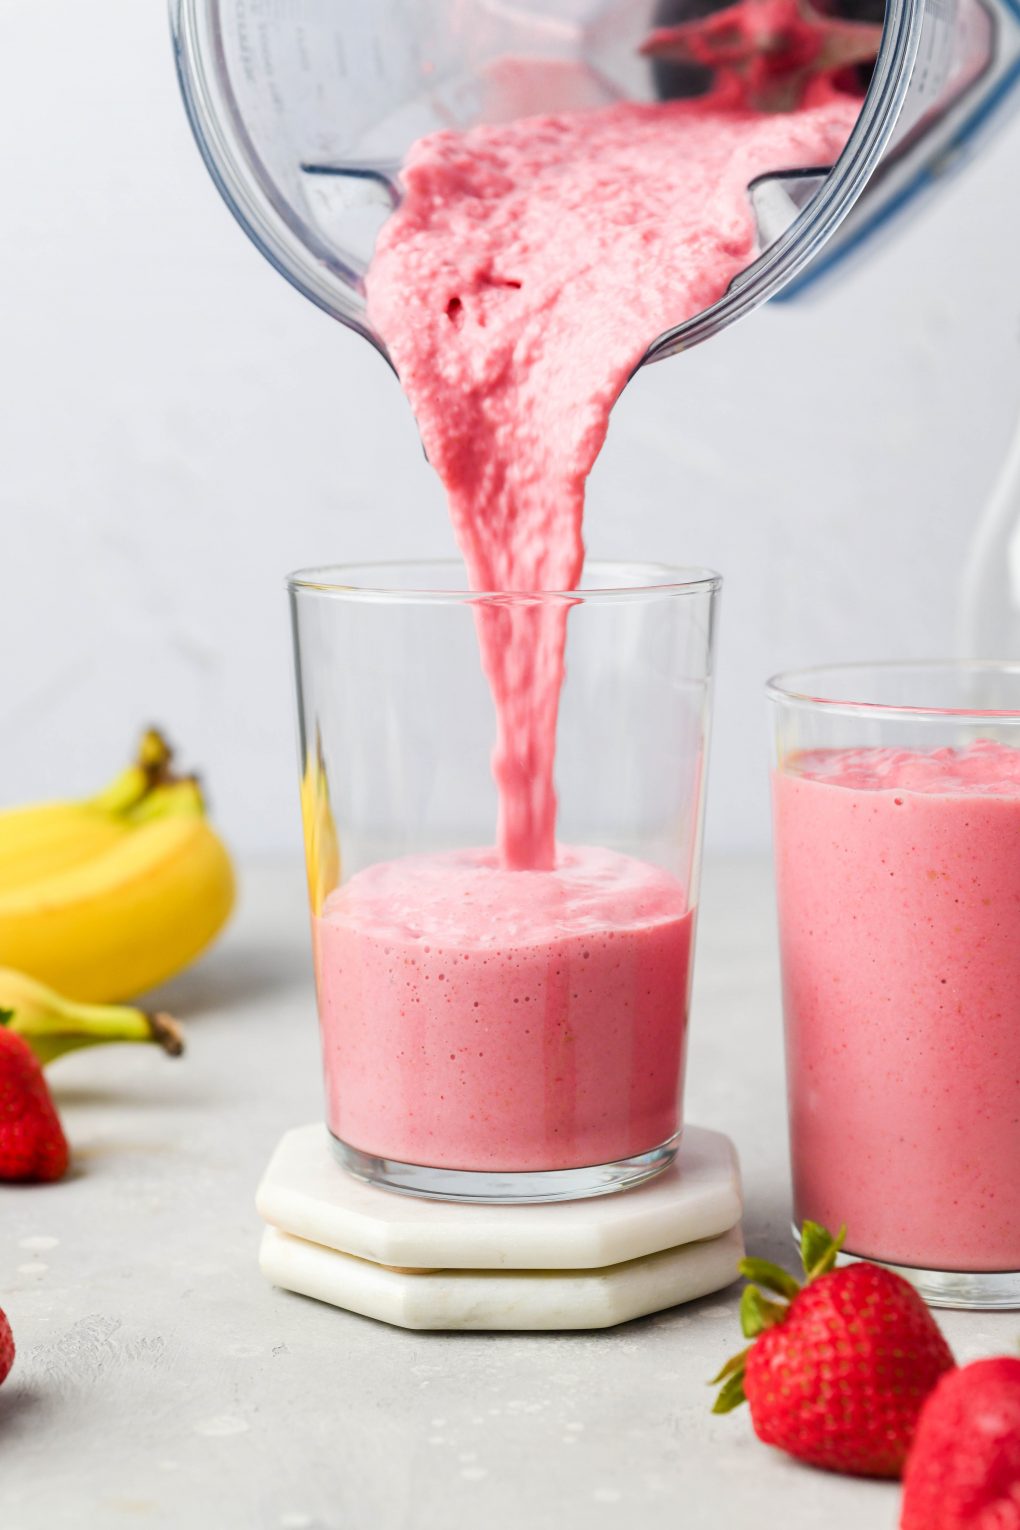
[[256, 1124, 744, 1331]]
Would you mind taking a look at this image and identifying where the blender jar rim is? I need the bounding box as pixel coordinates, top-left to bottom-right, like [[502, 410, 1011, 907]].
[[170, 0, 923, 361]]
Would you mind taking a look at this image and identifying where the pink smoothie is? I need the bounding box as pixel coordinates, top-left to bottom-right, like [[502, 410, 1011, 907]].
[[320, 95, 856, 1171], [774, 741, 1020, 1271], [365, 96, 856, 868], [316, 846, 693, 1171]]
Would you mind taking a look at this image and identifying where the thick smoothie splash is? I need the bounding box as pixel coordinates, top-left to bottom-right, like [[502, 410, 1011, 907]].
[[366, 97, 855, 866]]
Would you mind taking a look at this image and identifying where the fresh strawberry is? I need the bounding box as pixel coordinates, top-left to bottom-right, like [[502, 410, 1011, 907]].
[[0, 1307, 13, 1386], [712, 1222, 955, 1478], [0, 1011, 69, 1182], [900, 1357, 1020, 1528]]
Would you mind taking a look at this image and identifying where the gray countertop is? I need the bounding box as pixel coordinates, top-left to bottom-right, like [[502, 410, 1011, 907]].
[[0, 858, 1005, 1530]]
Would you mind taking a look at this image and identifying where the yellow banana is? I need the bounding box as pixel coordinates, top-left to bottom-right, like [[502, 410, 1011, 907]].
[[0, 728, 175, 895], [0, 809, 129, 895], [88, 727, 174, 814], [0, 809, 234, 1002], [127, 776, 205, 824], [0, 967, 184, 1066], [300, 732, 340, 915], [0, 731, 235, 1001]]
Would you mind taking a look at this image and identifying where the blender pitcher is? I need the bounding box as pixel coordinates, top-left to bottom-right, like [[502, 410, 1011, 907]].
[[171, 0, 1020, 361]]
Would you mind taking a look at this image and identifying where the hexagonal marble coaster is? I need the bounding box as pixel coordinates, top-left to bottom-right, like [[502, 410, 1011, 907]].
[[259, 1223, 745, 1331], [256, 1123, 742, 1271]]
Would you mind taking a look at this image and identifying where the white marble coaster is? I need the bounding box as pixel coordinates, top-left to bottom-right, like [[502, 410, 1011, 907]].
[[256, 1124, 743, 1271], [260, 1223, 744, 1331]]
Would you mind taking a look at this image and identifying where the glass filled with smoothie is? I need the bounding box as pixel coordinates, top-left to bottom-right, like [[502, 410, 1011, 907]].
[[770, 661, 1020, 1308], [290, 560, 718, 1202], [274, 6, 861, 1207]]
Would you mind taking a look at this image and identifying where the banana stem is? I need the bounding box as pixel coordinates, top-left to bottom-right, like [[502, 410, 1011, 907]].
[[147, 1012, 185, 1057], [90, 729, 176, 816]]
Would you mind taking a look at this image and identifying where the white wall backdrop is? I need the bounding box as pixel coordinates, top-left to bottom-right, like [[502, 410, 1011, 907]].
[[2, 0, 1019, 857]]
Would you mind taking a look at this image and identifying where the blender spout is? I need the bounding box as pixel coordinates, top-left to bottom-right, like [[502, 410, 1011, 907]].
[[299, 160, 403, 213], [748, 168, 831, 252]]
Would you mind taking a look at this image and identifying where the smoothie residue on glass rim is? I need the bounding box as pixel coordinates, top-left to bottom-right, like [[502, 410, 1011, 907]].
[[365, 93, 857, 868], [774, 739, 1020, 1270]]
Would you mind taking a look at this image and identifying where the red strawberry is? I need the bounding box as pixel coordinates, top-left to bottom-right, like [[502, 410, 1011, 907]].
[[713, 1222, 955, 1478], [0, 1308, 13, 1386], [0, 1014, 69, 1182], [900, 1357, 1020, 1528]]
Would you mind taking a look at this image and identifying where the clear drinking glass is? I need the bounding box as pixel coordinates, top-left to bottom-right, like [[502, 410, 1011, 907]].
[[289, 560, 719, 1203], [769, 661, 1020, 1309]]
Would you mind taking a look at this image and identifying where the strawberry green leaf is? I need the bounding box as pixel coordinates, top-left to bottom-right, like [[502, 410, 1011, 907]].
[[708, 1346, 750, 1387], [740, 1284, 788, 1338], [712, 1371, 748, 1415], [0, 1009, 13, 1027], [738, 1256, 800, 1301], [801, 1220, 848, 1282]]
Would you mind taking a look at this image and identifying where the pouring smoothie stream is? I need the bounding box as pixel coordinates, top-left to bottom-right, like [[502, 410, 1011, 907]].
[[312, 91, 856, 1174], [364, 96, 855, 869]]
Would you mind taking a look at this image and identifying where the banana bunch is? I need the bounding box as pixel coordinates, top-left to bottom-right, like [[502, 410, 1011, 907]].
[[0, 730, 235, 1002]]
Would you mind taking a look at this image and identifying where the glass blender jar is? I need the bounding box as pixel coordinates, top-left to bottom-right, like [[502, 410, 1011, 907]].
[[171, 0, 1020, 361]]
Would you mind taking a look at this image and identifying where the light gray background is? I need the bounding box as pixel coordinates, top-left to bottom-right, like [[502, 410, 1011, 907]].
[[2, 0, 1020, 854]]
